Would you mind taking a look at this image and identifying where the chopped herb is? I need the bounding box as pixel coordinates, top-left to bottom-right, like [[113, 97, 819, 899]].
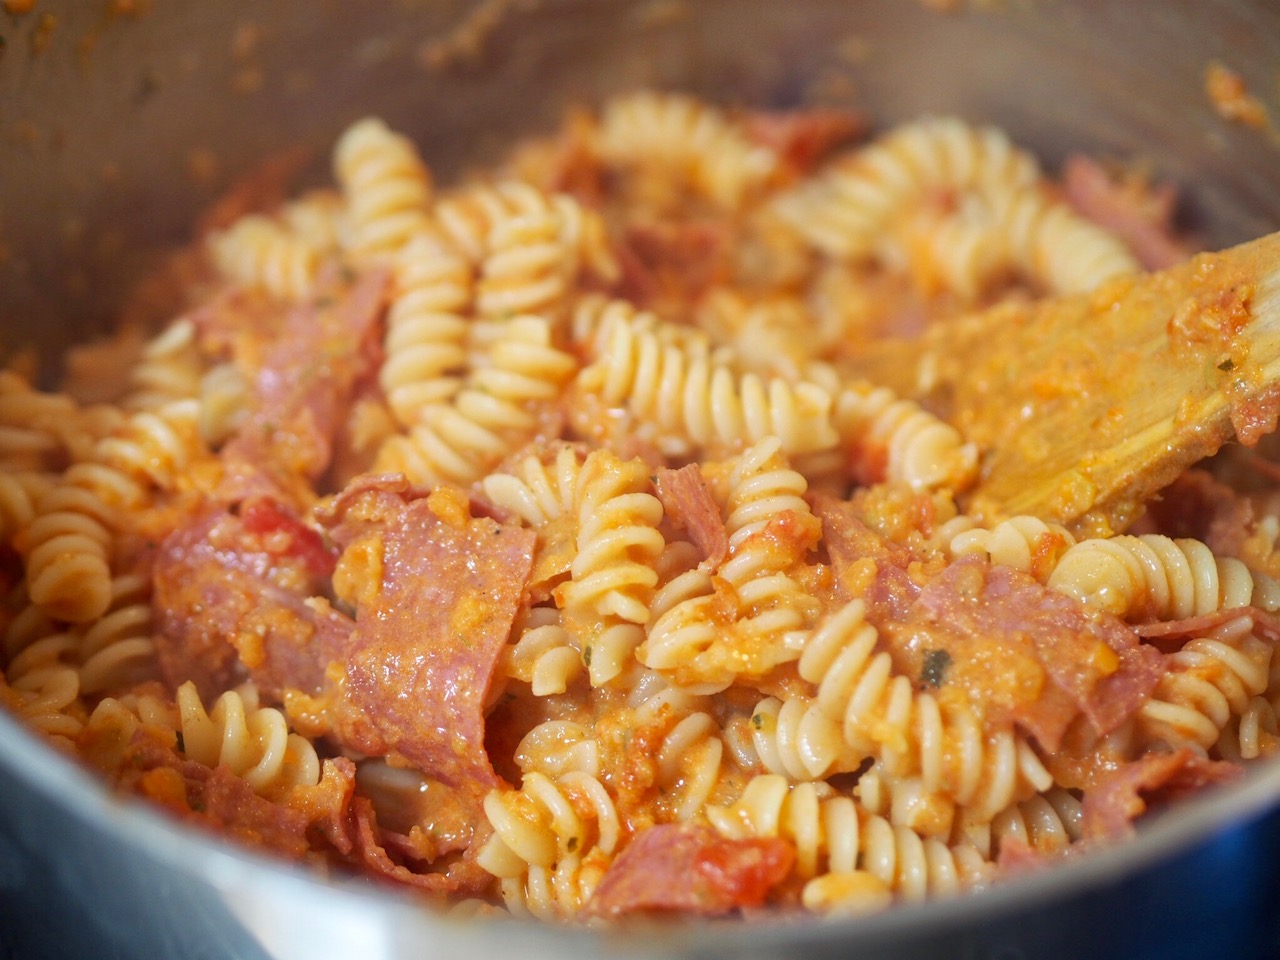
[[751, 712, 765, 729], [1218, 357, 1236, 372], [582, 645, 593, 667], [567, 836, 579, 852], [920, 649, 952, 688], [174, 730, 185, 753]]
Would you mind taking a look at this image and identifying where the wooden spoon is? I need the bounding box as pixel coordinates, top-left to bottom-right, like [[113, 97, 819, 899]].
[[859, 230, 1280, 536]]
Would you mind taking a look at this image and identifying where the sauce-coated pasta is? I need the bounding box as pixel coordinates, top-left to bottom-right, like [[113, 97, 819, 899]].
[[2, 92, 1277, 921]]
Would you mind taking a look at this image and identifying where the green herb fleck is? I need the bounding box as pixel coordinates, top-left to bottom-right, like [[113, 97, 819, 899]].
[[920, 649, 952, 688], [751, 712, 765, 729], [582, 645, 593, 667], [567, 836, 579, 853], [174, 730, 185, 753], [1218, 357, 1236, 372]]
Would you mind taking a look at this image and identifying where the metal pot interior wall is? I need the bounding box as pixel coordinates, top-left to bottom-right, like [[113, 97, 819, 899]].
[[3, 0, 1280, 364], [4, 2, 1280, 959]]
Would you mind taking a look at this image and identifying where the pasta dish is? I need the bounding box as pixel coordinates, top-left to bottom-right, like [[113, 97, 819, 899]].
[[0, 91, 1274, 920]]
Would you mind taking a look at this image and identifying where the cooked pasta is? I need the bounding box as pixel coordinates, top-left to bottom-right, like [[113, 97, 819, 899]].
[[376, 314, 576, 484], [174, 681, 321, 801], [121, 319, 203, 413], [948, 514, 1076, 581], [1137, 614, 1274, 751], [333, 116, 436, 261], [208, 214, 323, 301], [505, 606, 583, 697], [596, 90, 778, 211], [1047, 533, 1280, 620], [771, 116, 1041, 261], [17, 471, 118, 624], [3, 92, 1274, 927], [832, 381, 978, 493], [380, 239, 472, 427], [577, 309, 839, 458], [74, 573, 157, 696], [706, 775, 994, 904]]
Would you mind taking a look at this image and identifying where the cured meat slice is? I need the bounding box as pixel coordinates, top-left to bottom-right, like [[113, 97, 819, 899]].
[[586, 822, 794, 918]]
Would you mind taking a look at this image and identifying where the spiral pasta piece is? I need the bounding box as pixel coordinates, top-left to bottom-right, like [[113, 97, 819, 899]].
[[476, 208, 574, 321], [0, 371, 84, 470], [1046, 533, 1279, 620], [653, 710, 729, 822], [992, 182, 1138, 294], [1137, 614, 1273, 751], [833, 381, 978, 493], [505, 606, 583, 696], [897, 199, 1011, 300], [749, 695, 863, 783], [498, 852, 613, 922], [640, 439, 819, 687], [5, 662, 84, 748], [75, 573, 157, 695], [478, 770, 621, 919], [773, 116, 1041, 260], [175, 681, 321, 800], [716, 438, 821, 639], [333, 117, 435, 261], [279, 189, 348, 253], [597, 91, 778, 210], [948, 515, 1076, 582], [854, 766, 958, 839], [78, 689, 179, 772], [556, 449, 666, 625], [15, 465, 129, 623], [376, 315, 577, 484], [435, 181, 618, 282], [481, 443, 583, 527], [797, 599, 1050, 821], [208, 214, 322, 301], [707, 775, 994, 907], [380, 237, 473, 427], [97, 398, 206, 492], [0, 470, 43, 546], [197, 362, 251, 447], [896, 180, 1137, 299], [982, 787, 1083, 860], [579, 309, 838, 458], [514, 720, 601, 779], [1220, 695, 1280, 762], [121, 319, 203, 413]]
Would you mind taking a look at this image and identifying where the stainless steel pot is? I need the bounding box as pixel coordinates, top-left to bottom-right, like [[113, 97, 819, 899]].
[[4, 2, 1280, 957]]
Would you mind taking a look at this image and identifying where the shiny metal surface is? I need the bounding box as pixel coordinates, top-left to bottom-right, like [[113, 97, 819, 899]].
[[3, 2, 1280, 957]]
